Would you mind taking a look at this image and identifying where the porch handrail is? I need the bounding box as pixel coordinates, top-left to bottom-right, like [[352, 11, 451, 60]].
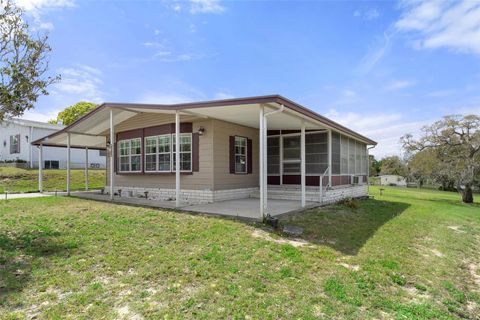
[[319, 166, 330, 203]]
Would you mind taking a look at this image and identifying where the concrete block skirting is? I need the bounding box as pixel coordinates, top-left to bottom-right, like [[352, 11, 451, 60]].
[[108, 186, 259, 204], [107, 185, 367, 205]]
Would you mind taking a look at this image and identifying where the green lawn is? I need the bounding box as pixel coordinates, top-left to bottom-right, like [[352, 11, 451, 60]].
[[0, 167, 105, 193], [0, 186, 479, 319]]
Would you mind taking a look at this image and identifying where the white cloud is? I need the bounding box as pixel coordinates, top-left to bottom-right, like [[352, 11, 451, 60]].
[[20, 108, 61, 122], [54, 65, 104, 103], [353, 8, 380, 20], [356, 27, 396, 74], [396, 0, 480, 54], [385, 80, 415, 91], [15, 0, 75, 30], [325, 108, 429, 158], [136, 93, 196, 104], [214, 92, 235, 100], [189, 0, 224, 14]]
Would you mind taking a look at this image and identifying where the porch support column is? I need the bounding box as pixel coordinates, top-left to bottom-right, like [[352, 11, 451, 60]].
[[67, 133, 71, 196], [38, 145, 43, 192], [29, 126, 33, 168], [300, 121, 306, 208], [328, 129, 332, 187], [263, 113, 268, 211], [109, 109, 115, 201], [85, 147, 89, 191], [259, 105, 265, 219], [175, 110, 180, 207]]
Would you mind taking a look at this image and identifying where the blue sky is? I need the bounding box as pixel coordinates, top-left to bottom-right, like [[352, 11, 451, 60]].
[[16, 0, 480, 157]]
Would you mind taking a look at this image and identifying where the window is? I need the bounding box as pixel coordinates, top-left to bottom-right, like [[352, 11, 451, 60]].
[[234, 136, 247, 173], [44, 160, 59, 169], [99, 150, 106, 157], [10, 134, 20, 154], [173, 133, 192, 172], [143, 133, 191, 173], [340, 135, 348, 174], [118, 138, 141, 172]]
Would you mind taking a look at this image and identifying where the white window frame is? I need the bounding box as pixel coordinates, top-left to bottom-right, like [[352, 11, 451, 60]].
[[173, 133, 192, 173], [118, 138, 142, 173], [10, 134, 20, 154], [234, 136, 248, 174]]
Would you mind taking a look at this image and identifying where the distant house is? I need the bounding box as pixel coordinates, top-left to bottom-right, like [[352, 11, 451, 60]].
[[379, 175, 407, 187], [0, 118, 105, 169], [32, 95, 377, 219]]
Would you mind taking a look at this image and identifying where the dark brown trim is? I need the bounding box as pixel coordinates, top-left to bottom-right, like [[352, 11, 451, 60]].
[[192, 132, 199, 172]]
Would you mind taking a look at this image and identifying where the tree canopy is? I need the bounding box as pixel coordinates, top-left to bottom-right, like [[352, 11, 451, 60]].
[[379, 156, 408, 177], [401, 114, 480, 203], [50, 101, 97, 125], [0, 0, 59, 121]]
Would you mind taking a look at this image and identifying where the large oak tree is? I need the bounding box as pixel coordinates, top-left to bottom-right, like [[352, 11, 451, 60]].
[[401, 115, 480, 203], [0, 0, 59, 120]]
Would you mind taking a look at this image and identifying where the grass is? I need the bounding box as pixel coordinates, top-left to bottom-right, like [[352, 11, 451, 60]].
[[0, 167, 105, 193], [0, 186, 479, 319]]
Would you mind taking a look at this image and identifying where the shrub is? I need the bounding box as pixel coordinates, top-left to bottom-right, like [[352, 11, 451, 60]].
[[339, 197, 360, 209]]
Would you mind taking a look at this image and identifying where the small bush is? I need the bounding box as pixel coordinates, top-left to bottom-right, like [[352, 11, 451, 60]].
[[340, 197, 360, 209]]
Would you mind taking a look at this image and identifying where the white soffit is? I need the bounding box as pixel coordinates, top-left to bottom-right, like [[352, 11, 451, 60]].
[[184, 103, 325, 130]]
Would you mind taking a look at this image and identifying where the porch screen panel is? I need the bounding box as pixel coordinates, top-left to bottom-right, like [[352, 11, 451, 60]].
[[283, 135, 301, 174], [348, 138, 355, 175], [361, 143, 368, 175], [305, 132, 327, 174], [340, 135, 348, 174], [355, 140, 362, 174], [267, 137, 280, 174], [331, 132, 341, 174]]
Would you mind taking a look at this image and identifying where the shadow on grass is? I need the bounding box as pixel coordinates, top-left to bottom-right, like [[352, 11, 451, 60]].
[[0, 229, 77, 300], [277, 198, 410, 255]]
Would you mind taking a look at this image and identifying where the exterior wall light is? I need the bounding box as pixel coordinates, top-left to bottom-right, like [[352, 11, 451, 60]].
[[198, 127, 205, 136]]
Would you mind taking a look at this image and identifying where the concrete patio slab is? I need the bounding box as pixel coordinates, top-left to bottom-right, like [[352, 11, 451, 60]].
[[68, 191, 316, 221], [0, 192, 51, 200]]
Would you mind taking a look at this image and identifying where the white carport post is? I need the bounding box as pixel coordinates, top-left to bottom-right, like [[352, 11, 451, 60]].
[[259, 105, 265, 219], [67, 133, 71, 196], [300, 121, 306, 207], [38, 144, 43, 192], [109, 109, 115, 201], [85, 147, 89, 191], [328, 129, 332, 187], [175, 110, 181, 207]]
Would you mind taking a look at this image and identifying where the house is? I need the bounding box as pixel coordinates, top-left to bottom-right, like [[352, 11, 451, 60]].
[[32, 95, 376, 219], [1, 118, 106, 169], [379, 175, 407, 187]]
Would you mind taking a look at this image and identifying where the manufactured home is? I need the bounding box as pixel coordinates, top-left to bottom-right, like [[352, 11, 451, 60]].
[[32, 95, 376, 219]]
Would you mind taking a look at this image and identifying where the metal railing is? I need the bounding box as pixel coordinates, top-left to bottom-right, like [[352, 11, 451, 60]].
[[319, 167, 330, 204]]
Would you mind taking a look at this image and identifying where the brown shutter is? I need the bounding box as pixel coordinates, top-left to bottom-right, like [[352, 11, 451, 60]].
[[192, 132, 199, 172], [16, 134, 20, 153], [229, 136, 235, 174], [247, 138, 252, 174], [10, 136, 13, 154]]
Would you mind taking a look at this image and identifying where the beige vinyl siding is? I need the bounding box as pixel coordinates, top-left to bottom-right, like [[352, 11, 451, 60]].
[[106, 115, 214, 190], [212, 119, 259, 190]]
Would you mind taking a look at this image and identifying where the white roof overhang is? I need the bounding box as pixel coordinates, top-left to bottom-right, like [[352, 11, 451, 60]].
[[32, 95, 377, 149]]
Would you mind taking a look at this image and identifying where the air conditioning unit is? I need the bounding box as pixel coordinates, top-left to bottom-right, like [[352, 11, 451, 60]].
[[352, 176, 359, 185]]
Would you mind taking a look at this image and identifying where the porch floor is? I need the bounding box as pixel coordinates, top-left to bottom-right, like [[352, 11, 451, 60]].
[[68, 191, 317, 221]]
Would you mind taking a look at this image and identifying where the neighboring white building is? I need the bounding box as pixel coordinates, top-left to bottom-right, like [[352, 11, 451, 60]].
[[0, 118, 105, 169], [379, 175, 407, 187]]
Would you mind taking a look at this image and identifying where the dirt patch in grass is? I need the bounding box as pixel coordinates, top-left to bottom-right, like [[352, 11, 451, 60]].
[[251, 228, 310, 247]]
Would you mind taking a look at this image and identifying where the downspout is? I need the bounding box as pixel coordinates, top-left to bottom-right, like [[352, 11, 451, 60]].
[[367, 145, 376, 194], [262, 104, 284, 217]]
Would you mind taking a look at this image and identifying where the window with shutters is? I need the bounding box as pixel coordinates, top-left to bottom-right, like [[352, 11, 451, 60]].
[[118, 138, 142, 172], [235, 136, 247, 173]]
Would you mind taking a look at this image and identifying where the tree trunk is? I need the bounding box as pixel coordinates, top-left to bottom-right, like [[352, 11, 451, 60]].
[[461, 184, 474, 203]]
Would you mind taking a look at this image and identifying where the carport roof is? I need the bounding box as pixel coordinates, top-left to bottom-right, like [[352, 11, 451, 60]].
[[31, 94, 377, 149]]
